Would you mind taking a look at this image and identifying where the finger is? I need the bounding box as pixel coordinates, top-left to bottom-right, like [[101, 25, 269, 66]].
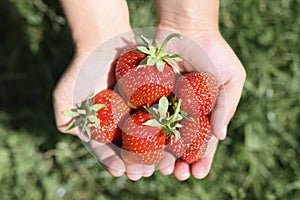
[[142, 165, 155, 178], [210, 85, 226, 139], [53, 85, 80, 136], [88, 140, 125, 176], [174, 159, 191, 181], [53, 53, 91, 136], [125, 164, 144, 181], [102, 155, 126, 177], [158, 151, 176, 175], [211, 74, 245, 140], [191, 141, 218, 179], [125, 164, 155, 179], [205, 39, 246, 139]]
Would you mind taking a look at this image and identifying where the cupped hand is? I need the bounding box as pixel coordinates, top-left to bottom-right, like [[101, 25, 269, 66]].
[[53, 28, 245, 181], [53, 31, 163, 180], [53, 1, 161, 180], [155, 28, 246, 180]]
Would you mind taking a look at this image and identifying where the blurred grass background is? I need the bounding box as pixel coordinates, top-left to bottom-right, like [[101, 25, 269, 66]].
[[0, 0, 299, 199]]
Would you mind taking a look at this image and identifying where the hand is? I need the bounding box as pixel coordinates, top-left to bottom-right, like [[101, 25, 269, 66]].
[[54, 0, 246, 181], [153, 29, 245, 180], [53, 0, 159, 181], [155, 0, 246, 180]]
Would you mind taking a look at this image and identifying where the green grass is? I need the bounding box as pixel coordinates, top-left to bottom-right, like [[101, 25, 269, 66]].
[[0, 0, 300, 199]]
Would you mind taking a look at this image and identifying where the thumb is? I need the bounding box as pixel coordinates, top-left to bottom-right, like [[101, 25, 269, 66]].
[[210, 75, 245, 140], [208, 38, 246, 139]]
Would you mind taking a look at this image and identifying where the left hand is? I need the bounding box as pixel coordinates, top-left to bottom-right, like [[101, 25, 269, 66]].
[[154, 28, 246, 181]]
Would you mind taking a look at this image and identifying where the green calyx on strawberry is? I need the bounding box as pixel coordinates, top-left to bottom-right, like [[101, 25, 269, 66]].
[[143, 96, 212, 164], [135, 33, 183, 72], [115, 33, 183, 109], [143, 96, 186, 141], [120, 95, 211, 165], [120, 96, 190, 165], [63, 97, 104, 137], [63, 89, 130, 143]]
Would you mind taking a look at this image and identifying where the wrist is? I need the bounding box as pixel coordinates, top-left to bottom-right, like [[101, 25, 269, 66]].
[[61, 0, 131, 52], [73, 24, 132, 54], [156, 0, 219, 34]]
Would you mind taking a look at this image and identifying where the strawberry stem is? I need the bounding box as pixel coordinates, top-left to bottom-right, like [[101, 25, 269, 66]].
[[165, 98, 182, 126], [157, 33, 183, 59], [137, 33, 183, 72]]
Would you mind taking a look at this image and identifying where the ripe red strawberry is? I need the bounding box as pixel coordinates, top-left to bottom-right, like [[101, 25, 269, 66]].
[[63, 89, 130, 143], [174, 71, 219, 118], [115, 51, 146, 81], [115, 33, 183, 108], [121, 110, 166, 165], [167, 116, 212, 164]]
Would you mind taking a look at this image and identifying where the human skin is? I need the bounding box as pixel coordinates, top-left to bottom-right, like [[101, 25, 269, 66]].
[[53, 0, 246, 181], [156, 0, 246, 180]]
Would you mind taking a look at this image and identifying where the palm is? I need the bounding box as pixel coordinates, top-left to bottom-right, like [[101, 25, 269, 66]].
[[54, 28, 245, 181], [155, 29, 246, 180], [53, 32, 160, 180]]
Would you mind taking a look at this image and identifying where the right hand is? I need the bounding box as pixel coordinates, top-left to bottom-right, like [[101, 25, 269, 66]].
[[54, 0, 158, 181]]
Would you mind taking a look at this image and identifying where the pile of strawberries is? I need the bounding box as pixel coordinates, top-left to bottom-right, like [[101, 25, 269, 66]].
[[64, 33, 219, 165]]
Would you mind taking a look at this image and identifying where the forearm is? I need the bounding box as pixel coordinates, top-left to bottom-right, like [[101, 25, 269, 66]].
[[60, 0, 131, 51], [156, 0, 219, 33]]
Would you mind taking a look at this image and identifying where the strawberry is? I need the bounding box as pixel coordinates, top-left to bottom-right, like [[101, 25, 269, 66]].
[[115, 51, 146, 81], [121, 110, 166, 165], [167, 116, 212, 164], [120, 96, 186, 165], [174, 71, 219, 118], [63, 89, 130, 143], [115, 33, 183, 108]]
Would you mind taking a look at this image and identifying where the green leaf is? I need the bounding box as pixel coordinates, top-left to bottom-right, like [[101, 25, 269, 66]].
[[147, 56, 156, 66], [173, 114, 183, 122], [141, 35, 152, 46], [73, 118, 84, 128], [66, 121, 76, 131], [169, 54, 183, 61], [137, 46, 151, 55], [165, 126, 172, 137], [164, 58, 179, 72], [160, 118, 169, 125], [156, 59, 165, 72], [149, 45, 156, 54], [84, 126, 92, 138], [158, 49, 167, 58], [140, 35, 156, 54], [76, 102, 82, 108], [137, 57, 149, 69], [143, 119, 161, 127], [88, 116, 100, 128], [175, 123, 183, 128], [62, 110, 80, 117], [155, 39, 162, 49], [91, 104, 105, 112], [144, 106, 161, 119], [158, 96, 169, 117], [77, 109, 86, 115]]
